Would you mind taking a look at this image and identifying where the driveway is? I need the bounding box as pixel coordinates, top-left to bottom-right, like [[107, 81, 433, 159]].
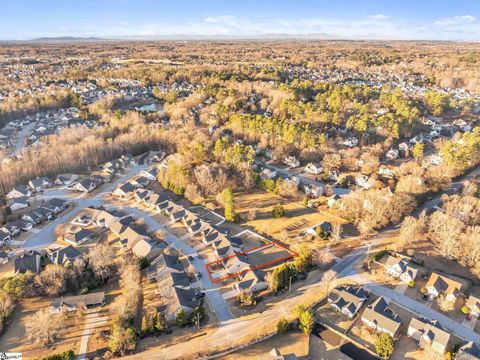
[[77, 309, 109, 360]]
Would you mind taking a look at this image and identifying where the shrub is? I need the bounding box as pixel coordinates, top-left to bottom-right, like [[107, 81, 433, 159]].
[[408, 280, 415, 288], [461, 306, 470, 315], [277, 317, 290, 334], [138, 257, 149, 269], [272, 203, 285, 218], [375, 332, 395, 358], [372, 250, 388, 262], [41, 350, 75, 360]]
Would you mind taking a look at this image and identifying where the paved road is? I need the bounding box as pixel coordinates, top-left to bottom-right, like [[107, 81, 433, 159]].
[[11, 122, 35, 156], [22, 164, 149, 250], [256, 161, 351, 195]]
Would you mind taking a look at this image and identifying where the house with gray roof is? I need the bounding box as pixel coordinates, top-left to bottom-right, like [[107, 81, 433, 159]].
[[361, 297, 402, 337], [328, 286, 369, 319], [408, 317, 450, 354], [457, 342, 480, 360], [384, 255, 418, 283]]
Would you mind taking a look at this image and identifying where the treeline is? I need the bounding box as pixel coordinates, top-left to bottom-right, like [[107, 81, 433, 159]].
[[0, 111, 166, 197], [0, 90, 82, 128]]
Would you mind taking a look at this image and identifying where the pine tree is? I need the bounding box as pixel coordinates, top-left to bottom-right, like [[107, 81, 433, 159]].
[[141, 315, 148, 335]]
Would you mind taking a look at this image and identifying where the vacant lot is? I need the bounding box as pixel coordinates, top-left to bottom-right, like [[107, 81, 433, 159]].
[[234, 191, 347, 247], [220, 331, 309, 359], [246, 244, 294, 270]]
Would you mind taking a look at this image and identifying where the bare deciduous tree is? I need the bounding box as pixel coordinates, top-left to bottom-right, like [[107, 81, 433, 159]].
[[25, 309, 66, 346]]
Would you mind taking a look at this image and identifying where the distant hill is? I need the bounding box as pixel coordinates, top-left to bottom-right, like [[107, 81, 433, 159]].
[[29, 36, 104, 43]]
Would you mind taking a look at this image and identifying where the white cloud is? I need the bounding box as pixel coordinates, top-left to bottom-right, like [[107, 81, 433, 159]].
[[433, 15, 476, 27], [367, 14, 391, 20]]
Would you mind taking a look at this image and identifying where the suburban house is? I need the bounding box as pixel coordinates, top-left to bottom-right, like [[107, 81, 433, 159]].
[[29, 177, 52, 192], [260, 168, 277, 180], [22, 207, 53, 225], [71, 214, 93, 227], [304, 162, 323, 175], [0, 230, 11, 244], [425, 273, 462, 302], [109, 216, 136, 237], [160, 286, 198, 323], [9, 219, 33, 232], [112, 182, 138, 199], [384, 255, 418, 283], [328, 286, 369, 319], [6, 184, 32, 200], [7, 196, 29, 212], [457, 342, 480, 360], [55, 173, 79, 186], [14, 251, 41, 274], [304, 184, 323, 198], [64, 228, 95, 246], [343, 137, 358, 148], [42, 198, 69, 214], [50, 292, 105, 314], [465, 294, 480, 318], [72, 177, 97, 193], [361, 297, 402, 337], [407, 318, 450, 354], [48, 246, 82, 266], [118, 224, 150, 250], [94, 208, 129, 228], [132, 239, 167, 260], [235, 269, 267, 295], [284, 156, 300, 168], [147, 253, 184, 282]]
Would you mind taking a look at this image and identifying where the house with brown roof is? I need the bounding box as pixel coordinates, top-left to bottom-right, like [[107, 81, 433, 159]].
[[425, 273, 462, 302], [407, 318, 450, 354], [361, 297, 402, 337]]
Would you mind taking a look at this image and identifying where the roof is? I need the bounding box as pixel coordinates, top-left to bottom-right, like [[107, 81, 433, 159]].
[[467, 294, 480, 313], [458, 342, 480, 360], [51, 292, 105, 309], [45, 198, 68, 208], [65, 228, 94, 244], [49, 246, 81, 265], [362, 297, 401, 335], [329, 286, 369, 313], [425, 273, 462, 296], [385, 255, 418, 278], [14, 253, 40, 273], [152, 253, 184, 272], [237, 269, 265, 291], [409, 318, 450, 348]]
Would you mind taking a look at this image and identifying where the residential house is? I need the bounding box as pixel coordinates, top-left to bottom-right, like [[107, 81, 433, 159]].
[[64, 228, 94, 246], [7, 196, 29, 212], [385, 149, 399, 160], [260, 168, 277, 180], [361, 297, 402, 337], [304, 162, 323, 175], [0, 230, 11, 244], [109, 216, 136, 236], [384, 255, 418, 283], [132, 239, 167, 260], [15, 251, 41, 274], [343, 137, 359, 148], [147, 253, 184, 282], [55, 173, 79, 186], [284, 156, 300, 168], [304, 184, 323, 198], [6, 184, 32, 200], [29, 177, 52, 192], [9, 219, 33, 232], [160, 287, 198, 323], [50, 292, 105, 314], [407, 318, 450, 354], [465, 294, 480, 318], [112, 182, 137, 199], [328, 286, 369, 319], [72, 178, 97, 193], [457, 342, 480, 360], [71, 214, 93, 227], [42, 198, 69, 214], [425, 273, 462, 302], [94, 208, 129, 228], [118, 225, 150, 250], [48, 246, 82, 266], [143, 167, 158, 181], [235, 269, 267, 294]]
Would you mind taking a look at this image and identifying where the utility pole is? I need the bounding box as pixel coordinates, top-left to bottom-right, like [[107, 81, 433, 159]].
[[289, 276, 292, 293]]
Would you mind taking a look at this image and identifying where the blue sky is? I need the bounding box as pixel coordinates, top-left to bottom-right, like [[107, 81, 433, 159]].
[[0, 0, 479, 40]]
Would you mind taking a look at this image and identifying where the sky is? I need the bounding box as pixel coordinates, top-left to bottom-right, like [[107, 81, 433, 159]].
[[0, 0, 479, 40]]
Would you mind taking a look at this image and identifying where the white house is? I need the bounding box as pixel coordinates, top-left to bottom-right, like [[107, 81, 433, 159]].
[[304, 162, 323, 175], [343, 137, 358, 148], [283, 156, 300, 168], [384, 255, 418, 283]]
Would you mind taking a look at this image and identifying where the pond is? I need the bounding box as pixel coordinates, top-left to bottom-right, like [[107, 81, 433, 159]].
[[134, 101, 164, 112]]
